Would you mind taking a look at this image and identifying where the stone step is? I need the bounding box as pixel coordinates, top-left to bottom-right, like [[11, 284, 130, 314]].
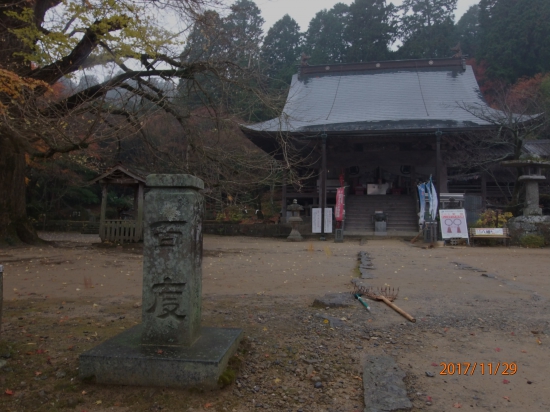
[[344, 194, 418, 232]]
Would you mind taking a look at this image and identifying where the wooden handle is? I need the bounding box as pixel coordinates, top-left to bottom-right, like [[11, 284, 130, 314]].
[[378, 296, 416, 323]]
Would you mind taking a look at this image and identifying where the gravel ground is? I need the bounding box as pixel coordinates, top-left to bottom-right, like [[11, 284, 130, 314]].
[[0, 233, 549, 411]]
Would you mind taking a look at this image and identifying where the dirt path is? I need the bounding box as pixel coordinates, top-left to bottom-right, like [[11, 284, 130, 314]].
[[0, 233, 549, 411]]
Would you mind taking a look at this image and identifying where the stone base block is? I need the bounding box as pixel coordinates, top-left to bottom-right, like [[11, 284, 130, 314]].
[[79, 325, 242, 388], [286, 229, 303, 241]]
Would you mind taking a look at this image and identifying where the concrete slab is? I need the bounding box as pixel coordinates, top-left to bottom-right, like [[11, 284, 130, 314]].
[[363, 355, 412, 412], [79, 325, 242, 389]]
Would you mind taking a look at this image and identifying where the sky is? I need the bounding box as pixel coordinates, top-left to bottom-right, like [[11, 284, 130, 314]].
[[256, 0, 479, 32]]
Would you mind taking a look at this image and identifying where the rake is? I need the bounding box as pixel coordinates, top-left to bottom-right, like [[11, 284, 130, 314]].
[[353, 285, 416, 323]]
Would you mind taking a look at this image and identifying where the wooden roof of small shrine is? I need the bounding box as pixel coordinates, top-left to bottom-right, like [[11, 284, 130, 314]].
[[242, 57, 521, 139], [90, 164, 148, 186]]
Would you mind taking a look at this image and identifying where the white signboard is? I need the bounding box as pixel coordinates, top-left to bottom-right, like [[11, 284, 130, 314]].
[[439, 209, 469, 239], [474, 228, 504, 236], [312, 208, 333, 233]]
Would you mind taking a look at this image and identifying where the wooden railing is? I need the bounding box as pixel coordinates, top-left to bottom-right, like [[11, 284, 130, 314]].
[[100, 220, 142, 242]]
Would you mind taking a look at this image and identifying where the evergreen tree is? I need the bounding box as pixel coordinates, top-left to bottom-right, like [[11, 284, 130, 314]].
[[477, 0, 550, 83], [182, 10, 228, 63], [397, 0, 457, 59], [455, 5, 480, 58], [224, 0, 265, 67], [344, 0, 397, 62], [179, 1, 267, 118], [261, 15, 302, 86], [303, 3, 350, 64]]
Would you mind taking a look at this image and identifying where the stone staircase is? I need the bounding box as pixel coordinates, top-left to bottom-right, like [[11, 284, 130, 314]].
[[344, 194, 419, 235]]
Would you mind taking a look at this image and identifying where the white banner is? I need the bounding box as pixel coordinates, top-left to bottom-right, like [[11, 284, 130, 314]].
[[312, 208, 333, 233], [474, 228, 504, 236], [439, 209, 469, 239]]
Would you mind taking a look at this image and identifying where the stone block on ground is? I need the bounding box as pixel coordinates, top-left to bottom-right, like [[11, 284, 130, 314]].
[[360, 268, 375, 279], [79, 325, 242, 388], [351, 278, 370, 289], [363, 355, 412, 412], [312, 293, 355, 308]]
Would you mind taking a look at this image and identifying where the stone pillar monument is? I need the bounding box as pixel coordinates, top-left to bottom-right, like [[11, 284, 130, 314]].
[[79, 175, 242, 388], [141, 174, 203, 347]]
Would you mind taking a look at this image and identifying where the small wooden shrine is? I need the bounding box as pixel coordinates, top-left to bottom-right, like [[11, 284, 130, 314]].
[[90, 164, 147, 242]]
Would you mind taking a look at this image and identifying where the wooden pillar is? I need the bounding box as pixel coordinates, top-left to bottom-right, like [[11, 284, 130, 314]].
[[440, 162, 448, 193], [320, 134, 327, 241], [411, 166, 418, 213], [136, 183, 144, 241], [481, 172, 487, 209], [281, 169, 287, 224], [99, 183, 107, 242], [435, 132, 442, 197]]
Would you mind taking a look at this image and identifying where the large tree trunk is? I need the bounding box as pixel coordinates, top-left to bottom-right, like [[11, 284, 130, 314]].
[[0, 136, 38, 245]]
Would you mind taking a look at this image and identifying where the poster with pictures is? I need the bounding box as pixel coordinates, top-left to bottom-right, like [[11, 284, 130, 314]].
[[312, 208, 333, 233], [439, 209, 469, 239]]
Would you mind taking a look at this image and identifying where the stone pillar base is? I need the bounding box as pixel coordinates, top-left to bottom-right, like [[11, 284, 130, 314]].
[[79, 325, 242, 388]]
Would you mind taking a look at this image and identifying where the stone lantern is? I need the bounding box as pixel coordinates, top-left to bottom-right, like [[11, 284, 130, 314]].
[[502, 159, 550, 216], [502, 159, 550, 242], [287, 199, 304, 241]]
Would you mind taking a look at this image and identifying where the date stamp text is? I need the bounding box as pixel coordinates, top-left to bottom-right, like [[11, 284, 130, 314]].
[[440, 362, 517, 376]]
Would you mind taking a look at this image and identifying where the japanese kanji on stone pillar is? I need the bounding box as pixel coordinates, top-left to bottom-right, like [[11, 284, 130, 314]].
[[141, 174, 204, 347]]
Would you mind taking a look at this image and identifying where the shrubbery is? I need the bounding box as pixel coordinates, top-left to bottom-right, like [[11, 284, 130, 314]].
[[519, 234, 545, 248], [473, 209, 513, 228]]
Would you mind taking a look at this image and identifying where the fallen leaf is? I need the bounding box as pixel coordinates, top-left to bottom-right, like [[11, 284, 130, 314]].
[[5, 389, 14, 395], [157, 349, 163, 354], [81, 390, 87, 395], [453, 403, 462, 408], [494, 347, 502, 352], [274, 378, 281, 384], [431, 362, 438, 367], [503, 396, 511, 402], [205, 403, 213, 408], [503, 379, 510, 384], [521, 350, 527, 353], [426, 396, 433, 402], [262, 327, 267, 331], [536, 338, 542, 345], [96, 400, 102, 405], [264, 354, 270, 358], [34, 371, 42, 376], [323, 319, 329, 324]]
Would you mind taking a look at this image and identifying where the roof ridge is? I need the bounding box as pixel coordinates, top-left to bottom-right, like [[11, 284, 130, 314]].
[[299, 57, 465, 77]]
